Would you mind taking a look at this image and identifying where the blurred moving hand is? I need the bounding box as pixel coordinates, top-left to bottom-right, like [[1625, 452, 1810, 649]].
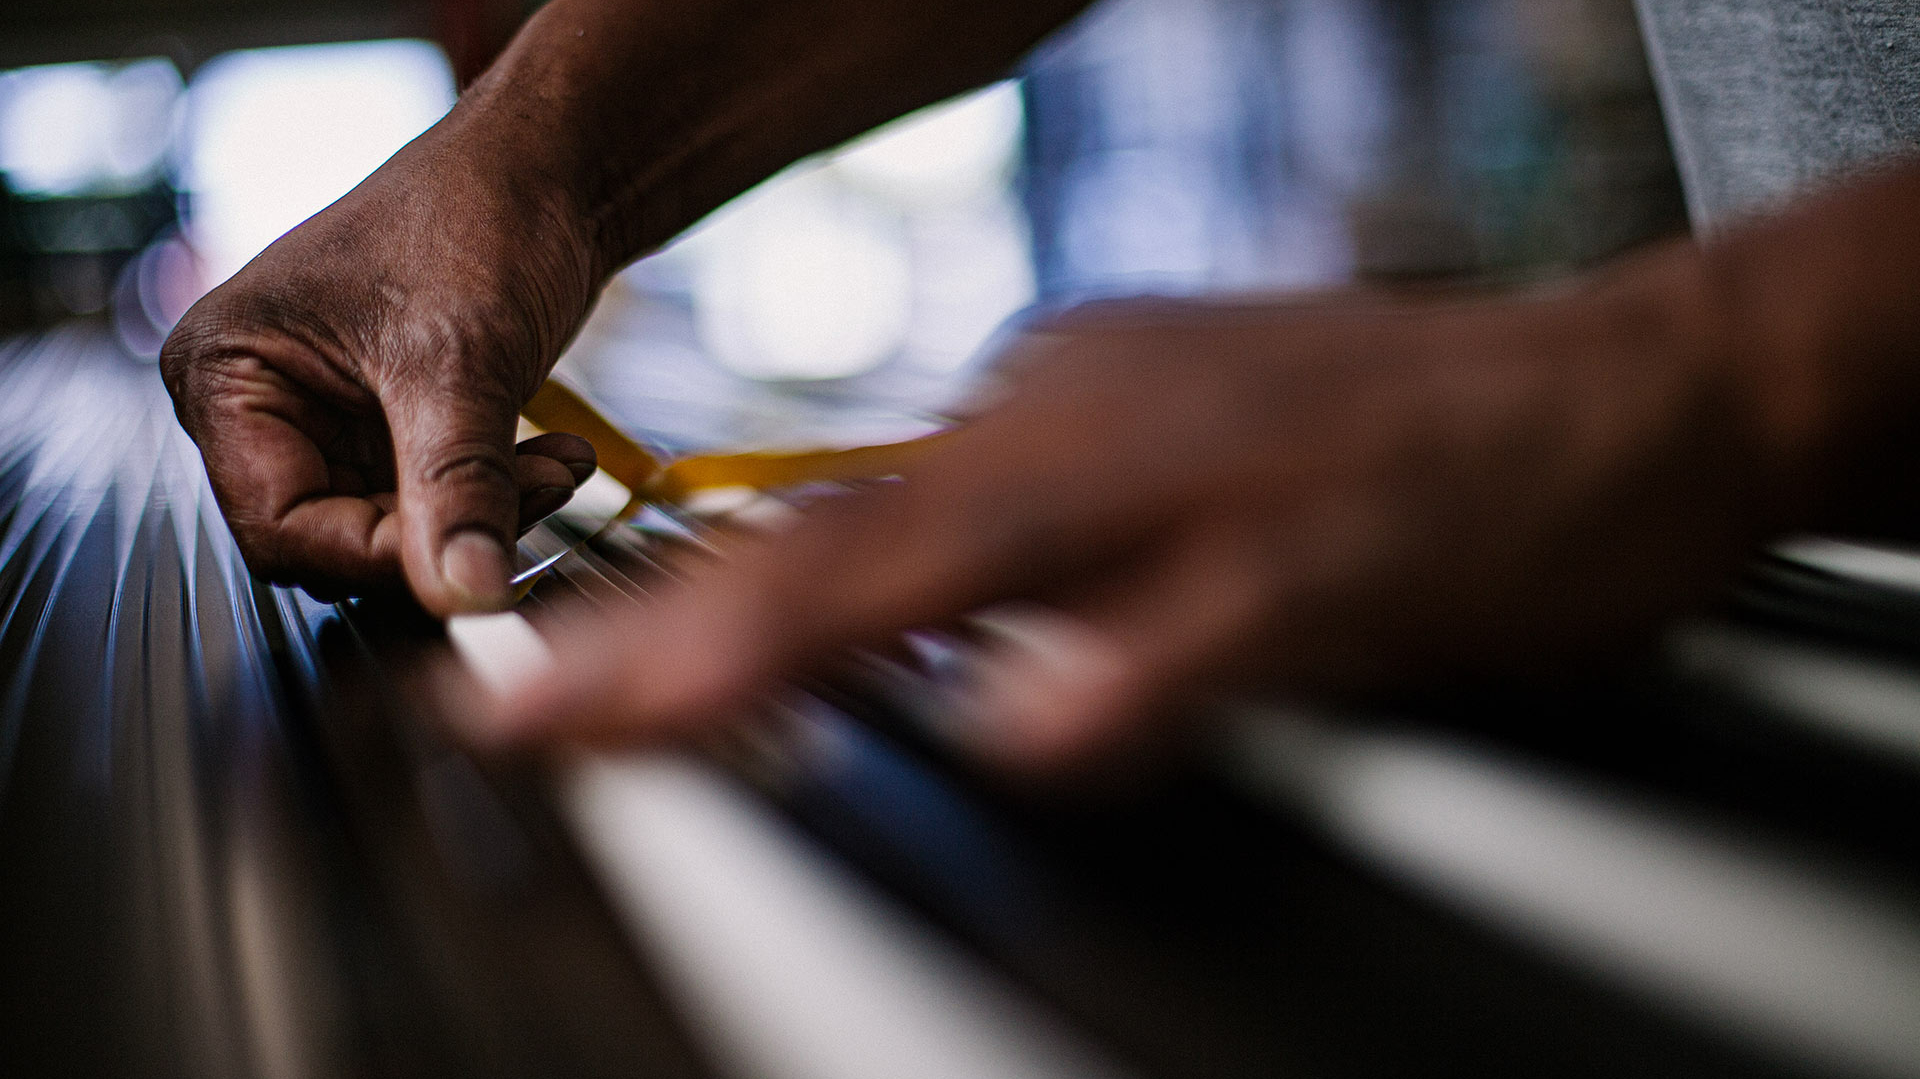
[[157, 0, 1920, 764], [482, 236, 1883, 767], [483, 150, 1920, 767]]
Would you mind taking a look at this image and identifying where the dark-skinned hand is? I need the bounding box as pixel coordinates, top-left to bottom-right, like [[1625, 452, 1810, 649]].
[[161, 122, 601, 612], [474, 247, 1821, 770]]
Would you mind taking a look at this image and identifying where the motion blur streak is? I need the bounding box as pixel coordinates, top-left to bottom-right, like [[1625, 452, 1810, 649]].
[[0, 324, 332, 1078], [0, 326, 709, 1078], [1222, 710, 1920, 1079], [564, 750, 1134, 1079]]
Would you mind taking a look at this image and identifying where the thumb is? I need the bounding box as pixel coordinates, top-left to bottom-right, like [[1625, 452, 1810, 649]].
[[390, 380, 524, 616]]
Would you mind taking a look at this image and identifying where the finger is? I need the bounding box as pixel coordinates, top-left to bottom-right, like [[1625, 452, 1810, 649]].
[[475, 421, 1172, 749], [465, 510, 933, 750], [389, 381, 525, 615], [511, 438, 595, 533], [188, 376, 407, 591], [947, 533, 1265, 773], [453, 589, 759, 751], [517, 490, 574, 535], [513, 451, 575, 528], [514, 451, 577, 492], [516, 432, 596, 483], [517, 498, 575, 542], [268, 494, 406, 595], [211, 417, 585, 577]]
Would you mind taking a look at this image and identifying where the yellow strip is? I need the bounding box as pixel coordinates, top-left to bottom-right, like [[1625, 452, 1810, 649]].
[[516, 379, 950, 596], [646, 431, 954, 503], [521, 379, 663, 494], [525, 379, 949, 505]]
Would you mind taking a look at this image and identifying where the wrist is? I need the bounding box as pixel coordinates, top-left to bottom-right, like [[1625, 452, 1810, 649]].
[[439, 0, 745, 278], [370, 115, 602, 366], [420, 91, 608, 290], [1700, 166, 1920, 537], [1567, 238, 1824, 536]]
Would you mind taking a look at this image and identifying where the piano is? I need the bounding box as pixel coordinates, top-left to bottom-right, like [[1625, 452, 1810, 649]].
[[4, 323, 1918, 1079]]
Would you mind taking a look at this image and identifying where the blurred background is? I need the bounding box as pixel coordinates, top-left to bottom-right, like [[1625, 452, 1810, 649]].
[[18, 10, 1920, 1079], [0, 0, 1686, 450]]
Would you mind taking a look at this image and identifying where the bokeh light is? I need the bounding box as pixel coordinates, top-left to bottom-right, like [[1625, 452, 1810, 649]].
[[688, 169, 916, 382], [832, 84, 1025, 205], [181, 39, 454, 286], [0, 58, 182, 197], [673, 81, 1034, 386]]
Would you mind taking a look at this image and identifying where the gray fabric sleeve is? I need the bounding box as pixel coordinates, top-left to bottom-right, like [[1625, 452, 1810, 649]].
[[1633, 0, 1920, 232]]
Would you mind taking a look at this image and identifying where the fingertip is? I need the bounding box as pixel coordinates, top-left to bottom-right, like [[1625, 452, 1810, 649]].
[[519, 486, 575, 533], [511, 453, 584, 533], [474, 644, 673, 750], [474, 667, 569, 749], [516, 432, 596, 483], [438, 530, 513, 613], [946, 605, 1140, 771], [500, 590, 773, 747], [391, 390, 530, 615], [514, 451, 580, 493]]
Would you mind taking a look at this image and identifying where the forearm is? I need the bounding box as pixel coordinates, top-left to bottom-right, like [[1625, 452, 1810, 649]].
[[438, 0, 1088, 282], [1699, 161, 1920, 537]]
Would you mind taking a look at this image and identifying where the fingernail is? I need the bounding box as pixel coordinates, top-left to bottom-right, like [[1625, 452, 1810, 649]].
[[440, 530, 512, 611], [936, 652, 1060, 760], [945, 605, 1127, 760]]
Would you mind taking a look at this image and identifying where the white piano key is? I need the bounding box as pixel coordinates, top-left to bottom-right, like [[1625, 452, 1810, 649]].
[[1219, 709, 1920, 1079], [562, 752, 1134, 1079], [1773, 536, 1920, 596], [1669, 623, 1920, 768], [446, 611, 557, 698]]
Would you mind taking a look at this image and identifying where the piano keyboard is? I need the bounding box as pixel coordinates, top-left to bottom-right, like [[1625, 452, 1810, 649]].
[[5, 325, 1920, 1079]]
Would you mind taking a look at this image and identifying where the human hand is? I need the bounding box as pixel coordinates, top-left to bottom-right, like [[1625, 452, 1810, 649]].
[[162, 125, 603, 614], [474, 248, 1818, 768], [155, 0, 1114, 616]]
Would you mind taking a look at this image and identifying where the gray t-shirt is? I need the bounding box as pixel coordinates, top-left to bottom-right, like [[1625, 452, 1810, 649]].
[[1634, 0, 1920, 231]]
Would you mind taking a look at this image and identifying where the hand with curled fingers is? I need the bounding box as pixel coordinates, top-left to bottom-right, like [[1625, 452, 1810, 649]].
[[155, 0, 1124, 617], [161, 130, 603, 614], [476, 244, 1831, 771]]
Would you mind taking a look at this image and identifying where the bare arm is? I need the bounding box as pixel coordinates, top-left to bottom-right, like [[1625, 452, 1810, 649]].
[[479, 158, 1920, 766], [457, 0, 1091, 277], [162, 0, 1090, 614], [1696, 164, 1920, 540]]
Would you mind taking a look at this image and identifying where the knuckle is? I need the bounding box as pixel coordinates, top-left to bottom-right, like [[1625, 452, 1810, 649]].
[[159, 292, 296, 428], [158, 307, 231, 403], [420, 442, 517, 490], [228, 521, 291, 582]]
